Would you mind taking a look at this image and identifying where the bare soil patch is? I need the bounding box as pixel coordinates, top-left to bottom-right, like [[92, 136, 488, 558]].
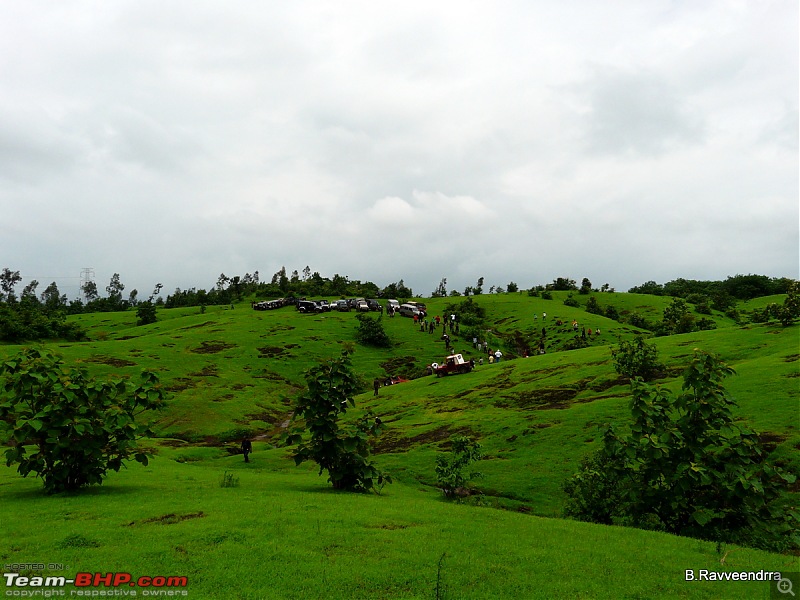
[[257, 344, 299, 358], [86, 355, 138, 368], [372, 424, 478, 454], [192, 340, 237, 354], [128, 512, 205, 526], [758, 432, 788, 453], [496, 388, 579, 410], [188, 364, 219, 377]]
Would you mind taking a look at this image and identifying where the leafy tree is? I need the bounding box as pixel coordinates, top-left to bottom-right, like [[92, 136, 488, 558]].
[[106, 273, 125, 304], [432, 278, 447, 298], [579, 278, 592, 295], [435, 436, 483, 498], [564, 351, 797, 550], [659, 298, 696, 335], [81, 280, 99, 303], [284, 351, 390, 492], [585, 296, 603, 315], [548, 277, 578, 291], [0, 268, 22, 301], [0, 348, 166, 494], [474, 277, 484, 295], [611, 335, 664, 381], [40, 282, 67, 312], [507, 281, 518, 293], [136, 302, 157, 326], [21, 280, 39, 304], [354, 313, 391, 347], [563, 293, 580, 308]]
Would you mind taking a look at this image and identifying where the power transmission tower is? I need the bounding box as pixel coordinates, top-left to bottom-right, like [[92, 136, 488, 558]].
[[80, 268, 95, 300]]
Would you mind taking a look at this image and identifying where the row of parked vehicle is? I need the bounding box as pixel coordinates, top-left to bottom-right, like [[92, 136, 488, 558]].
[[251, 296, 429, 317]]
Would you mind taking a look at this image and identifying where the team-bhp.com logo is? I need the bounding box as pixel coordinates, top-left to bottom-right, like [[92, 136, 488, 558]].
[[4, 572, 188, 596]]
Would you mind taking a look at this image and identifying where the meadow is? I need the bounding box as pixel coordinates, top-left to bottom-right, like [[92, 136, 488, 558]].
[[0, 291, 798, 599]]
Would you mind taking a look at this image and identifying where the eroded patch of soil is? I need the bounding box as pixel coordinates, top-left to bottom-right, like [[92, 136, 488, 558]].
[[86, 355, 138, 368], [165, 377, 196, 392], [257, 344, 299, 358], [127, 512, 205, 526], [758, 432, 788, 453], [495, 388, 578, 410], [372, 425, 478, 454], [181, 321, 215, 330], [191, 340, 237, 354], [188, 364, 219, 377]]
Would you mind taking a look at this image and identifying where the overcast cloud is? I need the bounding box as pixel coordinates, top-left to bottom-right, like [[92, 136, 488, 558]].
[[1, 1, 797, 299]]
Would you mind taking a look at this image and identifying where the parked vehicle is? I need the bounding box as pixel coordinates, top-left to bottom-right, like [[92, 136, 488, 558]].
[[387, 299, 400, 312], [367, 299, 381, 312], [355, 300, 370, 312], [297, 300, 320, 313], [398, 303, 421, 318], [316, 300, 331, 312], [335, 299, 350, 312], [432, 354, 474, 377], [407, 301, 427, 316]]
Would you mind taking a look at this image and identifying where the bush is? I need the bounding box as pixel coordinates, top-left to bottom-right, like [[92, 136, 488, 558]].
[[0, 348, 166, 494], [354, 313, 391, 347], [435, 436, 483, 498], [564, 351, 798, 551], [610, 335, 664, 381], [136, 301, 157, 326], [284, 351, 390, 492], [563, 294, 580, 308], [585, 296, 603, 315]]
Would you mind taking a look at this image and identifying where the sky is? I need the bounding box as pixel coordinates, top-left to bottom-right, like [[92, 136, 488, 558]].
[[1, 1, 797, 300]]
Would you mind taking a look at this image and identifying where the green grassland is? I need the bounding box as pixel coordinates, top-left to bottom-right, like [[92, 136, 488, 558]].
[[1, 292, 798, 599]]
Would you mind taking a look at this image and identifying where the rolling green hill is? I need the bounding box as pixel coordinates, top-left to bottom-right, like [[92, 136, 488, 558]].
[[1, 292, 798, 598]]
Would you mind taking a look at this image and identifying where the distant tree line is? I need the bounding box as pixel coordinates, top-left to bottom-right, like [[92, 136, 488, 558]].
[[164, 267, 413, 309], [628, 274, 793, 305], [0, 268, 86, 342]]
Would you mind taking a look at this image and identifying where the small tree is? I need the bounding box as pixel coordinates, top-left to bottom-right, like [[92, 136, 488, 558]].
[[354, 313, 391, 347], [136, 302, 157, 326], [435, 436, 483, 498], [0, 348, 166, 494], [284, 351, 390, 492], [564, 351, 798, 551], [611, 335, 665, 381]]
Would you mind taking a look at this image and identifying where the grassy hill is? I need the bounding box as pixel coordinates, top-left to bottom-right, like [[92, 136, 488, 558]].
[[0, 292, 798, 598]]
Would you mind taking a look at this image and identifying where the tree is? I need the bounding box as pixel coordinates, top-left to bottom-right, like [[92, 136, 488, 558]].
[[432, 278, 447, 298], [0, 268, 22, 301], [106, 273, 125, 303], [659, 298, 696, 335], [579, 278, 592, 295], [354, 313, 391, 347], [564, 351, 797, 550], [0, 347, 166, 494], [549, 277, 578, 291], [40, 282, 67, 312], [610, 335, 664, 381], [585, 296, 603, 315], [284, 351, 390, 492], [136, 302, 157, 326], [435, 436, 483, 498], [81, 280, 99, 303], [507, 281, 519, 293], [474, 277, 484, 295]]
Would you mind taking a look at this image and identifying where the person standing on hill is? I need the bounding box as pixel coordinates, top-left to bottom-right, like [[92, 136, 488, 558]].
[[241, 437, 252, 463], [373, 378, 381, 397]]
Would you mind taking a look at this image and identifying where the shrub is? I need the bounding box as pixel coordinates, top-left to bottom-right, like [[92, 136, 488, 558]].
[[284, 351, 390, 492], [0, 347, 166, 494], [354, 313, 391, 347], [610, 335, 664, 381], [563, 294, 580, 308], [541, 291, 553, 300], [435, 436, 483, 498], [585, 296, 603, 315], [564, 351, 798, 551], [136, 301, 157, 326]]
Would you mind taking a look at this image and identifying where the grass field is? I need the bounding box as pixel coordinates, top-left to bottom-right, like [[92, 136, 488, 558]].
[[1, 292, 798, 598]]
